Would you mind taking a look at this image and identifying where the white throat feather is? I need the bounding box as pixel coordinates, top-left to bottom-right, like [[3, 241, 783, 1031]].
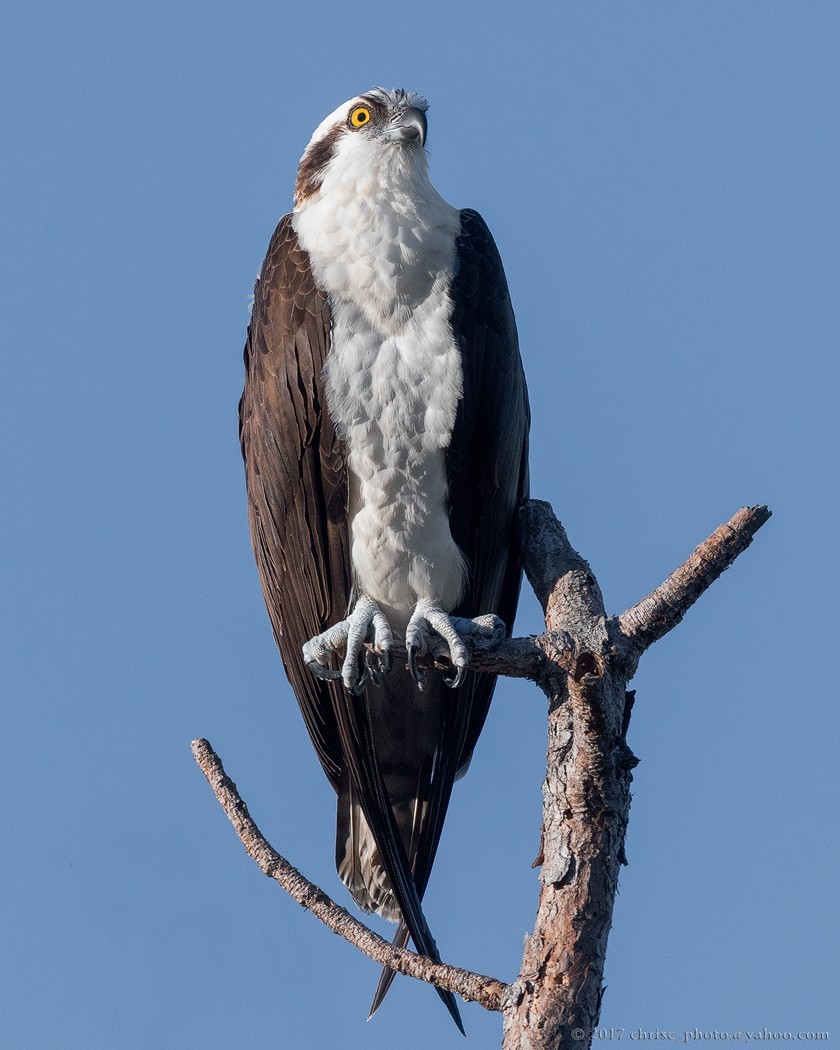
[[291, 92, 466, 619]]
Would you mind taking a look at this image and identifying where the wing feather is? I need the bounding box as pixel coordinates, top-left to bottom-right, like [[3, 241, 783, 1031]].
[[239, 215, 350, 790]]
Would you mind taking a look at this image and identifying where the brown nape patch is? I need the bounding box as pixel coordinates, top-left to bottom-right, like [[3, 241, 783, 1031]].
[[294, 125, 343, 205]]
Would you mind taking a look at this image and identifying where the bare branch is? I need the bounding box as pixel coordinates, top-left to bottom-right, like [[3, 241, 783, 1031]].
[[191, 738, 509, 1013], [519, 501, 605, 625], [370, 634, 547, 682], [617, 505, 772, 657], [462, 635, 547, 678]]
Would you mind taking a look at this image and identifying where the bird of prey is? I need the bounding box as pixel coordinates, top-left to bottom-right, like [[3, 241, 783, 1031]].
[[239, 88, 529, 1030]]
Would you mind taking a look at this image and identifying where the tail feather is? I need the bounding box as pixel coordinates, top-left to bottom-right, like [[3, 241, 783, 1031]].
[[336, 773, 403, 920], [333, 676, 464, 1032], [368, 921, 409, 1020]]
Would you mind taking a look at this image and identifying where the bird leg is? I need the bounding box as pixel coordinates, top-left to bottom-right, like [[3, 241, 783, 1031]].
[[405, 599, 506, 689], [302, 596, 393, 694]]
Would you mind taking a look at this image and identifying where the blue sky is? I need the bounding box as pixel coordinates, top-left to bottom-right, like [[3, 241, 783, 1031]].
[[1, 2, 838, 1047]]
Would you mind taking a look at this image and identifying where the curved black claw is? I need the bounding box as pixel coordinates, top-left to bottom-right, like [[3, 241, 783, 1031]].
[[350, 651, 367, 696], [406, 644, 426, 690], [364, 648, 388, 687], [442, 662, 466, 689], [305, 660, 342, 682], [363, 643, 393, 687], [365, 651, 383, 687]]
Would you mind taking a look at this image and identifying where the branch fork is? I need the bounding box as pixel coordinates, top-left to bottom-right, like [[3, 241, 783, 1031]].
[[193, 500, 770, 1047]]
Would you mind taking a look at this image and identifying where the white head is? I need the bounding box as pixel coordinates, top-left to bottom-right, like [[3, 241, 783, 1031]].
[[293, 88, 430, 209]]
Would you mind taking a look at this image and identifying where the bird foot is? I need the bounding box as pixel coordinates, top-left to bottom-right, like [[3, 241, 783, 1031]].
[[405, 600, 505, 689], [302, 596, 393, 694]]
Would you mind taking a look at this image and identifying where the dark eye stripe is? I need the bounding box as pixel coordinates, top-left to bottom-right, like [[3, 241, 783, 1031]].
[[294, 124, 343, 205]]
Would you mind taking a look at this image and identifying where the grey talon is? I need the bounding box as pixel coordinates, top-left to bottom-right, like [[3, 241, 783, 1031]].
[[307, 661, 342, 682]]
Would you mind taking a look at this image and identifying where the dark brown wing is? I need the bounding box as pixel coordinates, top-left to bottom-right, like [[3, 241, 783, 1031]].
[[447, 208, 530, 770], [239, 214, 350, 791]]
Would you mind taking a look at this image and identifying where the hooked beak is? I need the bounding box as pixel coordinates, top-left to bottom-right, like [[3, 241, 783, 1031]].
[[386, 106, 427, 147]]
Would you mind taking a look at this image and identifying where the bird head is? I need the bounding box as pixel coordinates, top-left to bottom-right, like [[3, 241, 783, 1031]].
[[293, 88, 430, 208]]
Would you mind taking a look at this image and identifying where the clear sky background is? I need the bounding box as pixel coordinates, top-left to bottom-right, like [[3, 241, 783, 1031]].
[[2, 2, 838, 1047]]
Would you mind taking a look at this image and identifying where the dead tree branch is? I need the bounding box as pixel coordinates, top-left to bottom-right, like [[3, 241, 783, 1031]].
[[193, 500, 770, 1048], [501, 502, 770, 1050], [617, 504, 772, 664], [191, 738, 508, 1012]]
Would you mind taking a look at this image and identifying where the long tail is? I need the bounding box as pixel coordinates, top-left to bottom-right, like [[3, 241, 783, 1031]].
[[364, 669, 476, 1027], [332, 679, 464, 1033]]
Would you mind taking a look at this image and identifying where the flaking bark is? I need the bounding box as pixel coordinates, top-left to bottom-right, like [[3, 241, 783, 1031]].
[[193, 499, 770, 1048]]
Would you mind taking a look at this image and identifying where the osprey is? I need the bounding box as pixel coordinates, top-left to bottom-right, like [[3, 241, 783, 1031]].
[[239, 88, 529, 1029]]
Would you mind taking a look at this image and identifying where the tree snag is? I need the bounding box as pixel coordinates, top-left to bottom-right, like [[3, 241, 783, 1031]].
[[193, 499, 771, 1048]]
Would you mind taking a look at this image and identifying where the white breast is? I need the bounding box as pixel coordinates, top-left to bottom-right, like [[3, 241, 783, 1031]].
[[293, 134, 465, 625]]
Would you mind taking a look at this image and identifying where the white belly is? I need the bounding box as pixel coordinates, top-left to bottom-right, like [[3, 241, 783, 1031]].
[[324, 288, 465, 624], [290, 139, 465, 624]]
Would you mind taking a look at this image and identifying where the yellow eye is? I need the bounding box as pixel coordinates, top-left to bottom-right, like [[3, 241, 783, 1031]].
[[349, 106, 371, 128]]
